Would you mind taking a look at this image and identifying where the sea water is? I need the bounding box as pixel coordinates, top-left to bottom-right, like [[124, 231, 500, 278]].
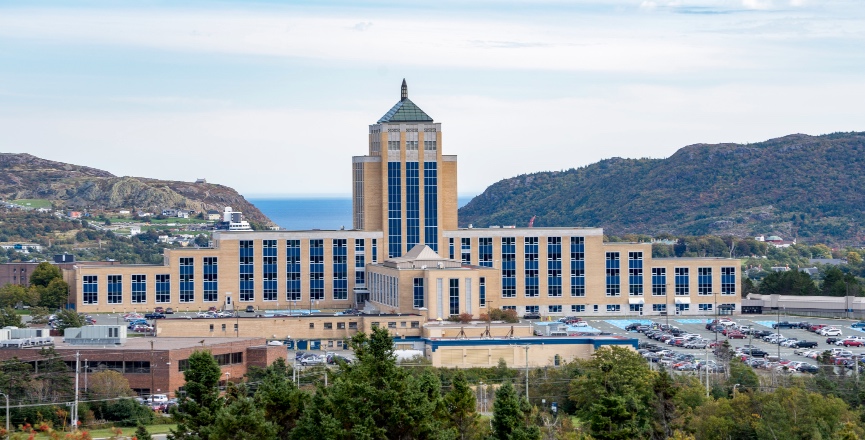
[[250, 196, 474, 230]]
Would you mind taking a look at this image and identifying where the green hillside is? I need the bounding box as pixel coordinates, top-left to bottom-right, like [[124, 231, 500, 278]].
[[458, 132, 865, 245]]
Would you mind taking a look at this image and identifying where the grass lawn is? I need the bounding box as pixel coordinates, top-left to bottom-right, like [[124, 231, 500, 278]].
[[31, 424, 175, 439], [11, 199, 53, 209]]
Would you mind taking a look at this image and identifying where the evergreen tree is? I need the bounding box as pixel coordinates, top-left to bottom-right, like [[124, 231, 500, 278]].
[[252, 358, 307, 438], [491, 381, 540, 440], [207, 395, 277, 440], [444, 371, 479, 439], [134, 423, 153, 440], [169, 350, 223, 440]]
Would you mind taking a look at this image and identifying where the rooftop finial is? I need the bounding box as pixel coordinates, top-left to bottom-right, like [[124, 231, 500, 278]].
[[401, 78, 407, 101]]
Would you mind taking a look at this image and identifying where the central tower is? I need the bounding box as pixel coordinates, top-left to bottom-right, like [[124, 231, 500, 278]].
[[352, 80, 458, 258]]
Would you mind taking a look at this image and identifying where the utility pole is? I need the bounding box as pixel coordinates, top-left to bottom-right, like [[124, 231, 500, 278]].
[[524, 346, 530, 402], [72, 351, 80, 431]]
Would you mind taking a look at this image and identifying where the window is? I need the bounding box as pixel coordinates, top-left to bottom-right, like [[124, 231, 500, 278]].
[[628, 252, 643, 295], [83, 275, 98, 304], [372, 239, 377, 263], [721, 267, 736, 295], [675, 303, 690, 312], [349, 322, 358, 329], [629, 304, 643, 313], [652, 304, 667, 312], [479, 238, 492, 267], [337, 322, 345, 329], [651, 268, 666, 296], [388, 322, 397, 329], [502, 305, 516, 311], [424, 161, 438, 251], [593, 305, 599, 313], [310, 239, 324, 301], [570, 237, 585, 297], [460, 237, 471, 264], [263, 240, 277, 301], [502, 237, 516, 298], [156, 274, 170, 303], [606, 304, 621, 313], [606, 252, 620, 296], [720, 303, 736, 311], [333, 239, 348, 300], [413, 278, 424, 308], [548, 305, 562, 313], [524, 237, 539, 298], [406, 162, 420, 249], [675, 268, 689, 296], [221, 324, 226, 331], [525, 305, 539, 314], [209, 324, 214, 332], [239, 240, 254, 302], [388, 161, 402, 258], [355, 239, 366, 285], [203, 257, 218, 302], [547, 237, 562, 297], [309, 323, 315, 329], [411, 321, 420, 328], [324, 322, 333, 330], [698, 267, 712, 295], [571, 305, 586, 313], [180, 257, 194, 303], [449, 279, 460, 315], [479, 277, 486, 308], [132, 274, 146, 304], [698, 303, 713, 312], [286, 240, 301, 301], [107, 275, 122, 304]]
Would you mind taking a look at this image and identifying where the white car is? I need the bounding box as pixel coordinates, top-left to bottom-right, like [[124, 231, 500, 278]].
[[822, 328, 843, 337]]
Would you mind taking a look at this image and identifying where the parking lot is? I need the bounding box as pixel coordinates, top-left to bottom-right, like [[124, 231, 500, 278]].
[[538, 315, 865, 368]]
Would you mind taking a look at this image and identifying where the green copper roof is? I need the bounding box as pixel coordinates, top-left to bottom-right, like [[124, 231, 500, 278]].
[[377, 98, 433, 123], [377, 79, 433, 123]]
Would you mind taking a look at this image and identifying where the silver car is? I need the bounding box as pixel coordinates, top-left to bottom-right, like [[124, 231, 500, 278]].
[[300, 354, 326, 366]]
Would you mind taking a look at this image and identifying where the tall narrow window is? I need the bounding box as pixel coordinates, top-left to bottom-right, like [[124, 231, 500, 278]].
[[461, 237, 471, 265], [547, 237, 562, 297], [239, 240, 254, 302], [286, 240, 301, 302], [406, 162, 420, 250], [371, 239, 377, 263], [107, 275, 122, 304], [333, 239, 348, 300], [502, 237, 516, 298], [413, 278, 424, 308], [387, 162, 402, 258], [83, 275, 98, 304], [180, 257, 194, 302], [203, 257, 218, 302], [628, 251, 643, 295], [310, 239, 325, 301], [261, 240, 277, 301], [156, 274, 170, 303], [651, 268, 666, 296], [698, 267, 712, 295], [355, 239, 366, 285], [449, 238, 455, 259], [479, 277, 486, 308], [524, 237, 539, 297], [605, 252, 620, 296], [721, 267, 736, 295], [449, 278, 460, 315], [675, 268, 689, 295], [570, 237, 585, 297], [132, 274, 146, 304], [479, 237, 493, 267], [423, 161, 438, 251]]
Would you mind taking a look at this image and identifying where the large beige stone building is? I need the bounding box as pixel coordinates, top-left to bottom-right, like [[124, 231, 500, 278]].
[[67, 81, 740, 319]]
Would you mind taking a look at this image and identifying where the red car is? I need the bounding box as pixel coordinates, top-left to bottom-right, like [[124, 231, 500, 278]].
[[728, 331, 747, 339], [842, 339, 865, 347], [154, 307, 165, 313]]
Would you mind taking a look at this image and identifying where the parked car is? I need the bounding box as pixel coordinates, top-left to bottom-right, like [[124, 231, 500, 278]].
[[300, 354, 326, 366], [798, 363, 819, 374], [144, 312, 166, 320], [821, 328, 843, 337], [773, 321, 796, 329], [842, 338, 865, 347], [827, 337, 842, 345], [154, 307, 165, 314], [727, 331, 747, 339], [792, 340, 818, 348], [165, 307, 174, 314], [852, 321, 865, 329], [127, 319, 148, 329], [246, 305, 256, 313], [523, 312, 541, 320], [327, 354, 352, 365]]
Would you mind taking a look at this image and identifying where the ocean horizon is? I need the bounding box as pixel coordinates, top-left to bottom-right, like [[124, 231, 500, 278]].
[[250, 196, 475, 230]]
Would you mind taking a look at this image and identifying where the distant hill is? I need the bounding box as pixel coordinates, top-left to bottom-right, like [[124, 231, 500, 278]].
[[458, 132, 865, 245], [0, 153, 272, 225]]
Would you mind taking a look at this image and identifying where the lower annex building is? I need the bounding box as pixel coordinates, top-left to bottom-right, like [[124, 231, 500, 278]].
[[65, 81, 740, 320]]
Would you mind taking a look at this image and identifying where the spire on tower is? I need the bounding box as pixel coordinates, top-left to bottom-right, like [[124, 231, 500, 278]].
[[401, 78, 407, 101]]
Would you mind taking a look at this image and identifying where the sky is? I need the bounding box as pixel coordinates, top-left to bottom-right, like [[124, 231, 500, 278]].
[[1, 0, 863, 198]]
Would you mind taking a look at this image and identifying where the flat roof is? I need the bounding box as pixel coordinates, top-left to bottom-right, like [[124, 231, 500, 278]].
[[19, 337, 266, 352]]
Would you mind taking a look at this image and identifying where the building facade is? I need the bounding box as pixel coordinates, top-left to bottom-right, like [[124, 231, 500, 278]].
[[68, 81, 740, 318]]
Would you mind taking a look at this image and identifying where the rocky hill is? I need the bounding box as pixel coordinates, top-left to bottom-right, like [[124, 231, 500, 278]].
[[458, 132, 865, 245], [0, 153, 272, 225]]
